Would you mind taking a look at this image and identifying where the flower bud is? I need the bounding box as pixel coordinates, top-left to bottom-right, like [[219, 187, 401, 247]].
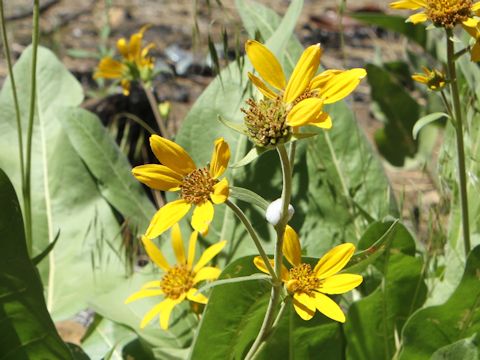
[[265, 198, 294, 226]]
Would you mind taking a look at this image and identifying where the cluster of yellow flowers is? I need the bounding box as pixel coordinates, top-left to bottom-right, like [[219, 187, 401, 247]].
[[96, 28, 366, 329]]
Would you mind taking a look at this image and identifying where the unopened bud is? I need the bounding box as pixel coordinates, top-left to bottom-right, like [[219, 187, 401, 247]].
[[265, 198, 294, 226]]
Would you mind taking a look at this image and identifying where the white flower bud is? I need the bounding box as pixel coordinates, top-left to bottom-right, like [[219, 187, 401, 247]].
[[265, 198, 294, 226]]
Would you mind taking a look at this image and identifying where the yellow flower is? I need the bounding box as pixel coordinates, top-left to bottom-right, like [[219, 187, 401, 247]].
[[132, 135, 230, 238], [244, 40, 366, 131], [390, 0, 480, 28], [412, 66, 447, 90], [463, 24, 480, 61], [94, 25, 155, 95], [254, 226, 362, 322], [125, 224, 226, 329]]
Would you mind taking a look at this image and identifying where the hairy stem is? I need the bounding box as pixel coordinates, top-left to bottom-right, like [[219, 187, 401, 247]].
[[446, 29, 471, 255]]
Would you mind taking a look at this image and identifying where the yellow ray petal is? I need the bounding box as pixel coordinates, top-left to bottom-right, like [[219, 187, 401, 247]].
[[131, 164, 182, 191], [463, 24, 478, 38], [128, 31, 144, 62], [193, 240, 227, 273], [171, 223, 186, 264], [463, 17, 479, 28], [313, 292, 345, 323], [389, 0, 426, 10], [248, 72, 277, 99], [283, 225, 301, 267], [411, 74, 428, 84], [406, 12, 428, 24], [141, 236, 170, 271], [314, 243, 355, 279], [149, 135, 196, 176], [321, 68, 366, 105], [187, 231, 198, 268], [141, 280, 161, 289], [94, 57, 125, 79], [286, 98, 324, 127], [284, 44, 322, 104], [139, 299, 169, 328], [209, 138, 231, 179], [193, 266, 222, 284], [125, 288, 164, 304], [319, 274, 363, 294], [210, 178, 229, 204], [159, 295, 185, 330], [472, 41, 480, 62], [310, 69, 343, 89], [145, 200, 192, 239], [187, 288, 208, 304], [310, 112, 332, 129], [253, 256, 289, 281], [473, 2, 480, 11], [245, 40, 286, 90], [293, 293, 316, 320], [191, 201, 214, 235], [117, 38, 129, 58]]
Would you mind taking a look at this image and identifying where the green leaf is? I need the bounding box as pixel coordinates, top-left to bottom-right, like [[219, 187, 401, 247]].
[[229, 186, 269, 210], [188, 256, 272, 360], [367, 63, 420, 166], [430, 335, 479, 360], [230, 146, 268, 168], [0, 46, 126, 319], [412, 112, 448, 140], [31, 230, 60, 265], [399, 246, 480, 359], [0, 169, 73, 359], [59, 107, 155, 234], [344, 222, 426, 360], [350, 12, 427, 48]]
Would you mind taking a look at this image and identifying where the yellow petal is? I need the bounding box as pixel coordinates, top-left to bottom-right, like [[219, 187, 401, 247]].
[[132, 164, 182, 191], [139, 299, 169, 328], [310, 69, 343, 89], [117, 38, 129, 58], [191, 201, 214, 235], [141, 280, 161, 289], [159, 295, 185, 330], [141, 236, 170, 271], [321, 68, 366, 105], [463, 24, 478, 38], [292, 293, 316, 320], [149, 135, 196, 176], [389, 0, 426, 10], [210, 178, 229, 204], [128, 31, 144, 62], [209, 138, 231, 179], [187, 231, 198, 268], [463, 17, 479, 28], [314, 243, 355, 279], [94, 57, 125, 79], [125, 288, 164, 304], [310, 112, 332, 129], [411, 74, 428, 84], [313, 292, 345, 323], [406, 12, 428, 24], [187, 288, 208, 304], [320, 274, 363, 294], [284, 44, 322, 104], [171, 223, 186, 264], [120, 79, 131, 96], [471, 41, 480, 62], [193, 266, 222, 284], [253, 256, 289, 281], [287, 98, 324, 127], [193, 240, 227, 273], [145, 200, 191, 239], [283, 225, 301, 267], [248, 72, 277, 99], [473, 2, 480, 11], [245, 40, 286, 90]]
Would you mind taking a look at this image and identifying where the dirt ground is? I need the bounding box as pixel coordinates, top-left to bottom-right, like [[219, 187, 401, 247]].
[[0, 0, 437, 239]]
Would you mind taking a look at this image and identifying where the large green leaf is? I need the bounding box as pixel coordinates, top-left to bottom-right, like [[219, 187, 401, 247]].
[[344, 221, 426, 360], [59, 107, 155, 234], [0, 169, 73, 359], [0, 46, 126, 319], [399, 245, 480, 359]]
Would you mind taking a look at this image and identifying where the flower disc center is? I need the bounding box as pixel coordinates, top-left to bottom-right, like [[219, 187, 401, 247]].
[[180, 167, 218, 205], [160, 264, 195, 299], [426, 0, 473, 28], [287, 263, 321, 296]]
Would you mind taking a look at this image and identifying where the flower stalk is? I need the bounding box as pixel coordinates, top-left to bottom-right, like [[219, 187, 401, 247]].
[[446, 28, 471, 255], [142, 83, 170, 139]]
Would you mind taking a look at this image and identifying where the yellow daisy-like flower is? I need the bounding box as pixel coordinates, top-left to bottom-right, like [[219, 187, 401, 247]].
[[390, 0, 480, 28], [132, 135, 230, 238], [125, 225, 226, 329], [94, 25, 155, 95], [463, 24, 480, 61], [412, 66, 447, 90], [244, 40, 366, 132], [254, 226, 363, 322]]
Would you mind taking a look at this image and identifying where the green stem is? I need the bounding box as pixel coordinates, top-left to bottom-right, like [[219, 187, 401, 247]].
[[445, 28, 471, 256], [245, 144, 293, 360], [0, 1, 25, 187], [225, 199, 278, 282], [24, 0, 40, 255], [142, 83, 170, 138]]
